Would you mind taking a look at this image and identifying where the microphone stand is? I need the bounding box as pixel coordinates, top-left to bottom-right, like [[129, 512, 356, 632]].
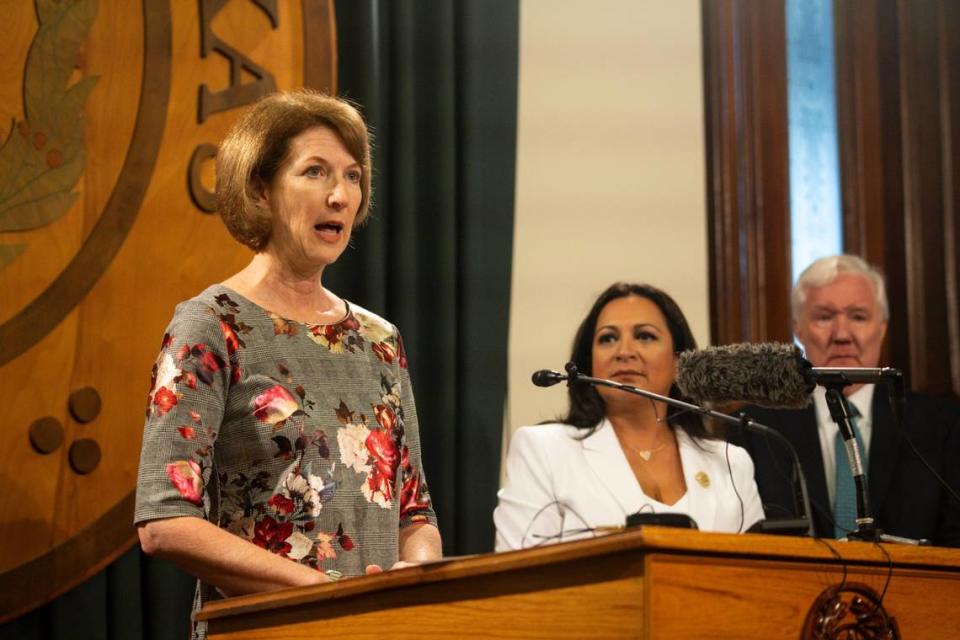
[[820, 372, 924, 545], [558, 362, 815, 537]]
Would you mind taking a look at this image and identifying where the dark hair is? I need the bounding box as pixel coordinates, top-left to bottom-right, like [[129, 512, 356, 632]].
[[560, 282, 710, 440]]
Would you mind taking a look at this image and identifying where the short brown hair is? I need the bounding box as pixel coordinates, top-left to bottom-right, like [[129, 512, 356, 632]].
[[216, 89, 373, 251]]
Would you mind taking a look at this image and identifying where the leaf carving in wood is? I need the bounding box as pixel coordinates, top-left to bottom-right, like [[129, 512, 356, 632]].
[[0, 0, 99, 269]]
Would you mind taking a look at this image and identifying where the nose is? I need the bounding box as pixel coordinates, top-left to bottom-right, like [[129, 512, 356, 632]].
[[832, 315, 852, 341], [615, 337, 639, 361], [327, 178, 347, 210]]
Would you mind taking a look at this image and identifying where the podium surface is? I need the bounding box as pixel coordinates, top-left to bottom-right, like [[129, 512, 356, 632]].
[[197, 526, 960, 638]]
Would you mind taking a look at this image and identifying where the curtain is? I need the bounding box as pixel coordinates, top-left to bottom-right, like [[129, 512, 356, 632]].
[[0, 1, 517, 636], [329, 0, 518, 555]]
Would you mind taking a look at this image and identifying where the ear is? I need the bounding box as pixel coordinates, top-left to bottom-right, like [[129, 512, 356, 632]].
[[250, 177, 270, 209]]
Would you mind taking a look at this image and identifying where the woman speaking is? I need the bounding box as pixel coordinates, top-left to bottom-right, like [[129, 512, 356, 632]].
[[134, 90, 441, 637]]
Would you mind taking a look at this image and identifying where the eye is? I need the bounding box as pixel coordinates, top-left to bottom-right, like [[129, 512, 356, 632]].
[[304, 164, 325, 178], [596, 332, 617, 345], [635, 329, 658, 342], [346, 169, 362, 183]]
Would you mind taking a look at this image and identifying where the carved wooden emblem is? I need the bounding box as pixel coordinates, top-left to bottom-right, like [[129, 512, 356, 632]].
[[801, 582, 900, 639], [0, 0, 335, 621]]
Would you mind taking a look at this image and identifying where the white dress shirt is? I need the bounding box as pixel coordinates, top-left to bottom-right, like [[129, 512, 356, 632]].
[[813, 384, 875, 506]]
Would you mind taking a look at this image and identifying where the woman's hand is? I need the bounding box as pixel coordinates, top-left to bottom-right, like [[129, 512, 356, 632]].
[[364, 560, 421, 574], [138, 516, 331, 597]]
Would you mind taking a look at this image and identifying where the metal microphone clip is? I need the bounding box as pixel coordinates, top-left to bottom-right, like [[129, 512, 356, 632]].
[[564, 361, 579, 387]]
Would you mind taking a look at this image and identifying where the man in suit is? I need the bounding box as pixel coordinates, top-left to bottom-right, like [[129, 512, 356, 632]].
[[739, 254, 960, 545]]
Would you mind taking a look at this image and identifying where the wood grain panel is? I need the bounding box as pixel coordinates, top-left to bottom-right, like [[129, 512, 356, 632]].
[[835, 0, 960, 397], [647, 553, 960, 639], [198, 527, 960, 639], [702, 0, 792, 345], [0, 0, 337, 621]]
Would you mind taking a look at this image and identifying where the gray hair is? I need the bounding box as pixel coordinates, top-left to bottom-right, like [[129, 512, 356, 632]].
[[791, 254, 889, 323]]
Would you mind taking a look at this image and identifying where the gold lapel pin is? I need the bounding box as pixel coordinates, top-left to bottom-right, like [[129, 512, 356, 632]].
[[695, 471, 710, 488]]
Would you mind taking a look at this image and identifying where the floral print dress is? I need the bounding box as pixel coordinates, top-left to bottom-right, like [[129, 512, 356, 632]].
[[134, 285, 436, 635]]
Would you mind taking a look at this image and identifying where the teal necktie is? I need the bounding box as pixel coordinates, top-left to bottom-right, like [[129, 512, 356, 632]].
[[833, 401, 866, 538]]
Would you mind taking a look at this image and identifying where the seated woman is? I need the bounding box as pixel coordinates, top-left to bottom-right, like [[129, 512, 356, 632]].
[[494, 282, 764, 550]]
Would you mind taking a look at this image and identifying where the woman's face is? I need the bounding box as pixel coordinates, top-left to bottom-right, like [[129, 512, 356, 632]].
[[260, 125, 362, 272], [591, 295, 677, 404]]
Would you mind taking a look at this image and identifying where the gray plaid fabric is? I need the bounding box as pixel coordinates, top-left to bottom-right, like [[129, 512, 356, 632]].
[[135, 285, 436, 636]]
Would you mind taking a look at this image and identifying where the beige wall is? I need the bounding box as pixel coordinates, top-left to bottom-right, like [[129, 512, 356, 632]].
[[507, 0, 709, 436]]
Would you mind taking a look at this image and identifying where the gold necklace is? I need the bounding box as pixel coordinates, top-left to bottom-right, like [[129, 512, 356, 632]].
[[618, 433, 668, 462]]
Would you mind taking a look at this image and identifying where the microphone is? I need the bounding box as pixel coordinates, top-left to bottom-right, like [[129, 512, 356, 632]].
[[675, 342, 904, 409], [676, 343, 814, 408], [531, 369, 565, 387]]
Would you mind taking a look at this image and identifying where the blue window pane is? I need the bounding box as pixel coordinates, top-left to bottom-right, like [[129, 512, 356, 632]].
[[787, 0, 843, 283]]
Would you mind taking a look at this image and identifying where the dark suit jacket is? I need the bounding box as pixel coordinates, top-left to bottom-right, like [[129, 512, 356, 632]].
[[736, 385, 960, 546]]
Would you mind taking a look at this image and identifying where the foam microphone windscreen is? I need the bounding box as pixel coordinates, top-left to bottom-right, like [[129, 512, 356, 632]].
[[675, 342, 814, 409]]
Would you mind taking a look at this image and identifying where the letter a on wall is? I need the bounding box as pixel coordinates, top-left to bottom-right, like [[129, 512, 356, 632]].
[[0, 0, 336, 620]]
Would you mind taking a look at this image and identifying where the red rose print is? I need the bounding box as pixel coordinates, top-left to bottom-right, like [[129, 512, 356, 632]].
[[200, 350, 224, 373], [371, 341, 396, 364], [181, 372, 197, 389], [336, 523, 355, 551], [366, 429, 399, 478], [364, 429, 399, 504], [165, 460, 203, 505], [252, 516, 294, 556], [397, 334, 408, 369], [153, 387, 178, 415], [321, 325, 342, 345], [220, 320, 240, 355], [177, 426, 196, 440], [267, 494, 295, 516], [253, 385, 299, 425], [400, 446, 430, 518], [400, 469, 431, 519], [373, 403, 397, 431]]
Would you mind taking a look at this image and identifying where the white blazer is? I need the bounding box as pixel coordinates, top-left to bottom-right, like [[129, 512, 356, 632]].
[[494, 419, 765, 551]]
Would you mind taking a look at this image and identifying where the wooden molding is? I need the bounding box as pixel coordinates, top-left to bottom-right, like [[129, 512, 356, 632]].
[[702, 0, 792, 345]]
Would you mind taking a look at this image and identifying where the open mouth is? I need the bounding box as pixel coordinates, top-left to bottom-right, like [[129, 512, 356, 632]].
[[314, 221, 344, 236]]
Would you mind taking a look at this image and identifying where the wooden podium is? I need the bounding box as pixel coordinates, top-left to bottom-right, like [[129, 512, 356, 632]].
[[197, 526, 960, 638]]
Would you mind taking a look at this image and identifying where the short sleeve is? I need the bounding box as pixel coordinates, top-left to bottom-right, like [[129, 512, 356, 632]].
[[134, 300, 232, 524], [394, 329, 438, 529]]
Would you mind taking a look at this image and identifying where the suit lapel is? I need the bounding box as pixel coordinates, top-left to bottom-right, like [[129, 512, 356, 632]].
[[676, 431, 717, 530], [581, 419, 647, 515], [787, 407, 833, 536], [868, 384, 898, 515]]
